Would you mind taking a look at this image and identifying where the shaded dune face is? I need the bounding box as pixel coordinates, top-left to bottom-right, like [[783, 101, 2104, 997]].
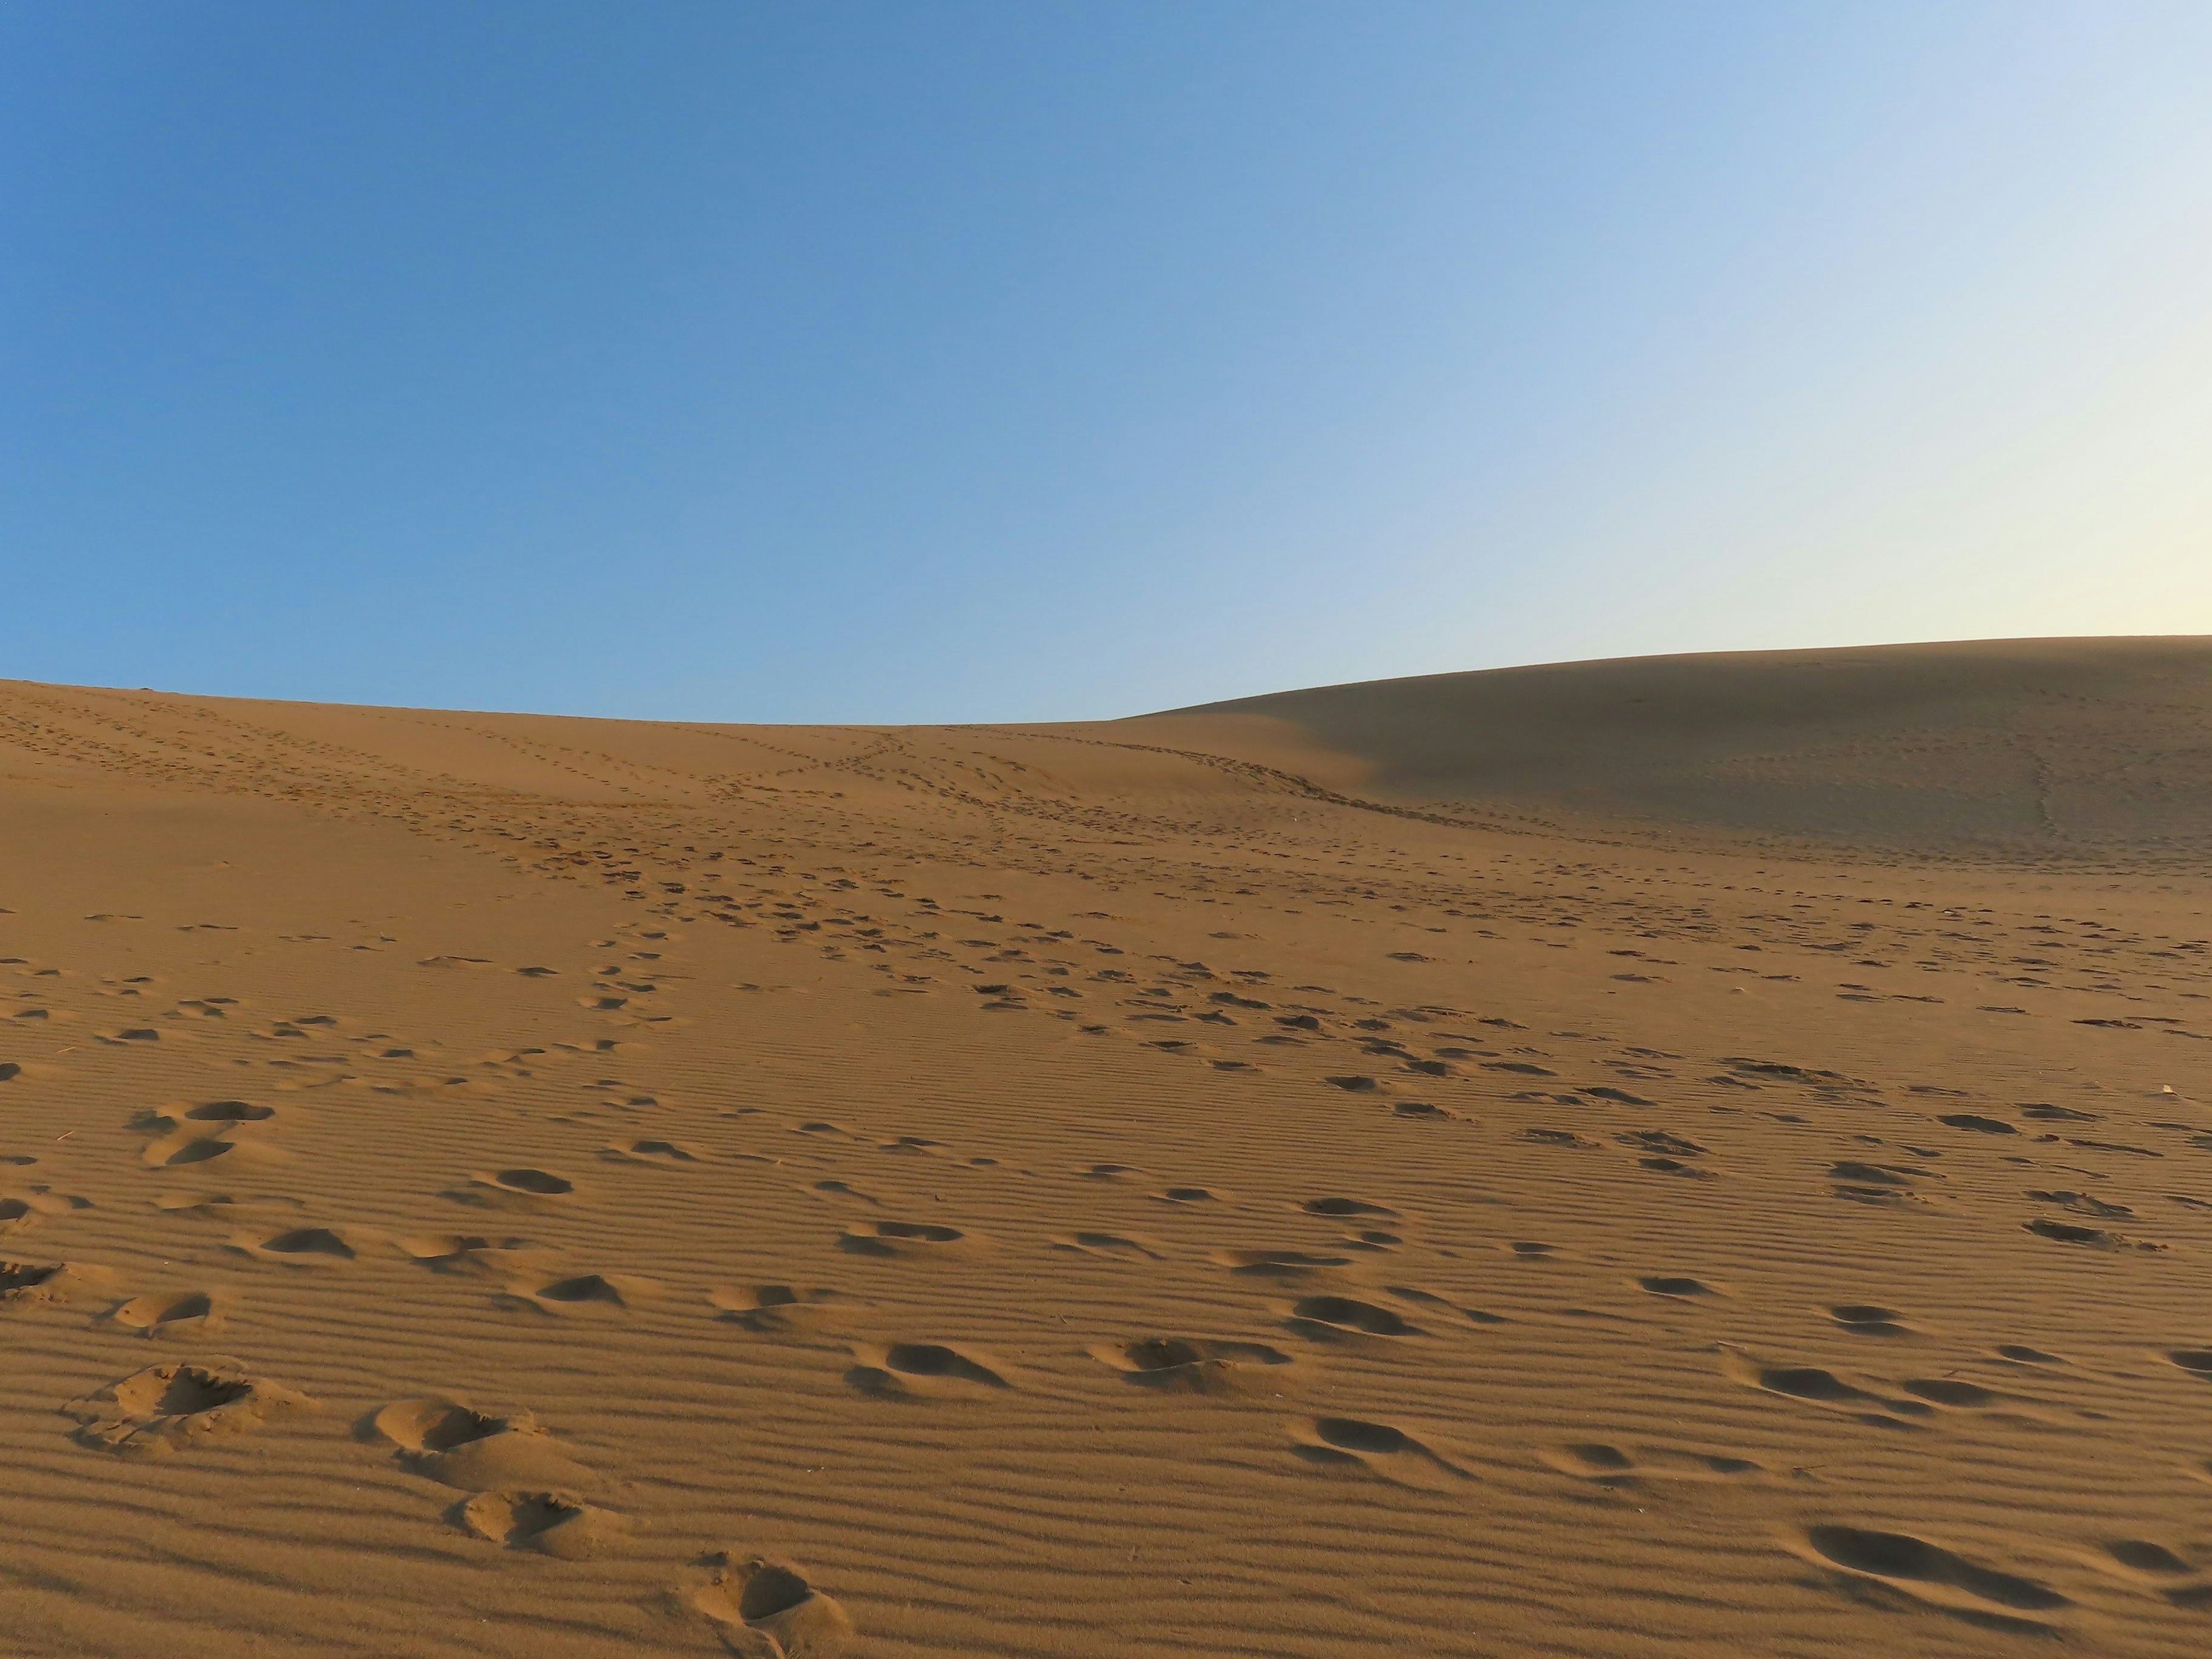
[[1140, 638, 2212, 851]]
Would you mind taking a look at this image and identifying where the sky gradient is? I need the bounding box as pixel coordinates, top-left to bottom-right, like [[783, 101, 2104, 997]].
[[5, 2, 2209, 722]]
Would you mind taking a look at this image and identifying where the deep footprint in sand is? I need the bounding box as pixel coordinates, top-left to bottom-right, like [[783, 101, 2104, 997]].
[[1290, 1416, 1468, 1489], [506, 1272, 662, 1313], [709, 1283, 858, 1332], [457, 1167, 578, 1206], [1719, 1347, 1922, 1423], [371, 1397, 591, 1489], [1791, 1524, 2070, 1624], [2166, 1349, 2212, 1381], [105, 1288, 231, 1339], [459, 1489, 627, 1558], [0, 1188, 93, 1234], [1638, 1275, 1722, 1299], [1301, 1196, 1399, 1220], [1050, 1230, 1166, 1261], [837, 1220, 980, 1259], [1542, 1441, 1763, 1484], [1285, 1294, 1426, 1343], [139, 1128, 288, 1172], [1830, 1304, 1915, 1337], [182, 1099, 280, 1125], [154, 1191, 308, 1222], [1213, 1247, 1354, 1282], [398, 1233, 555, 1277], [605, 1138, 706, 1164], [65, 1356, 313, 1457], [2025, 1218, 2162, 1252], [228, 1226, 363, 1266], [1089, 1336, 1295, 1394], [690, 1552, 856, 1658], [0, 1259, 118, 1310], [846, 1340, 1009, 1396]]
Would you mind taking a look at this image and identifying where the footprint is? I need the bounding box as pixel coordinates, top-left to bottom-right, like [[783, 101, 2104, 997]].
[[2025, 1218, 2162, 1252], [228, 1227, 361, 1266], [0, 1259, 118, 1309], [1391, 1101, 1456, 1119], [1542, 1441, 1763, 1484], [846, 1341, 1009, 1396], [688, 1552, 855, 1658], [459, 1490, 626, 1559], [507, 1272, 661, 1313], [105, 1289, 230, 1339], [1793, 1524, 2069, 1625], [1638, 1275, 1721, 1299], [2092, 1539, 2199, 1583], [0, 1185, 93, 1236], [1387, 1285, 1508, 1326], [64, 1357, 313, 1457], [605, 1138, 704, 1164], [1050, 1232, 1166, 1262], [1212, 1247, 1354, 1282], [1087, 1336, 1295, 1395], [1619, 1130, 1707, 1159], [1339, 1229, 1402, 1252], [1827, 1161, 1938, 1205], [370, 1397, 590, 1489], [457, 1168, 577, 1206], [1895, 1376, 2032, 1416], [153, 1191, 306, 1222], [2166, 1349, 2212, 1380], [709, 1284, 857, 1333], [1301, 1197, 1399, 1219], [1830, 1304, 1913, 1337], [1290, 1416, 1468, 1490], [837, 1220, 978, 1259], [182, 1100, 278, 1124], [1285, 1294, 1425, 1342], [397, 1233, 553, 1278], [1719, 1347, 1922, 1424], [1154, 1186, 1222, 1203], [140, 1128, 287, 1172], [2027, 1190, 2133, 1219]]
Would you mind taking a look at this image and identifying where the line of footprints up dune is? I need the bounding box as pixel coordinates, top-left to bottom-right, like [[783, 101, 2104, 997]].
[[8, 864, 2212, 1647]]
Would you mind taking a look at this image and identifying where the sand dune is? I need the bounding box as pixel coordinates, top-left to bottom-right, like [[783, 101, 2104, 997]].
[[2, 647, 2211, 1658], [1152, 637, 2212, 854]]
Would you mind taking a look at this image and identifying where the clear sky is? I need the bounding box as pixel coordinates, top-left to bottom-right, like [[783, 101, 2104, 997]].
[[4, 3, 2209, 722]]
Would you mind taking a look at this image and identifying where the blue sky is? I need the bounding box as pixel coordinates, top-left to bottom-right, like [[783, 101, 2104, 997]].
[[4, 2, 2208, 721]]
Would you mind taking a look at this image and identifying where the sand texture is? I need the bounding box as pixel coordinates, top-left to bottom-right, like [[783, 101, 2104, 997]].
[[3, 639, 2212, 1657]]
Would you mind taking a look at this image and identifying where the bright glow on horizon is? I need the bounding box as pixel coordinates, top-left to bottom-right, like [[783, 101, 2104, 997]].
[[3, 2, 2208, 721]]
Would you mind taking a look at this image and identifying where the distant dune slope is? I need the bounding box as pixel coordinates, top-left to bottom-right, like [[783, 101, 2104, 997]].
[[1144, 638, 2212, 854]]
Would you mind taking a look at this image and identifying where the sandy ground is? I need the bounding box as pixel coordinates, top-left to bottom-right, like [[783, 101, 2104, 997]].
[[3, 643, 2211, 1658]]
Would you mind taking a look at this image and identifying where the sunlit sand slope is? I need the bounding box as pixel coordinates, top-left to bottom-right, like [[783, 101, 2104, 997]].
[[2, 654, 2210, 1659]]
